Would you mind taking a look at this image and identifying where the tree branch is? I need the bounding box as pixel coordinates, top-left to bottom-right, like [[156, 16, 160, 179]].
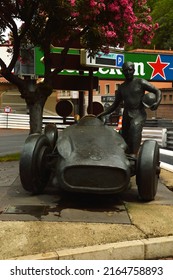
[[50, 26, 89, 78]]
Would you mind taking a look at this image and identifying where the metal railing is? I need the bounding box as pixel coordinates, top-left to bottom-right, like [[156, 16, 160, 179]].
[[144, 119, 173, 151], [0, 113, 75, 130], [0, 113, 173, 150], [142, 127, 167, 148], [166, 128, 173, 150]]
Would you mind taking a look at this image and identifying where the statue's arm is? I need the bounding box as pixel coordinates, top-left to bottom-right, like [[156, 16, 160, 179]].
[[97, 90, 122, 118]]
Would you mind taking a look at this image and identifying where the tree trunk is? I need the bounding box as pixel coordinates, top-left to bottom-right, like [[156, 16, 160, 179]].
[[28, 102, 44, 134], [24, 81, 52, 134]]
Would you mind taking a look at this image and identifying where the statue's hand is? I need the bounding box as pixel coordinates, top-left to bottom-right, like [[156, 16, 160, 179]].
[[150, 102, 159, 111], [97, 113, 103, 119], [97, 114, 106, 123]]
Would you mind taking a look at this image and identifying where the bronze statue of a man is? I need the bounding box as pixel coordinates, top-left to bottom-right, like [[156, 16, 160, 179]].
[[97, 61, 162, 156]]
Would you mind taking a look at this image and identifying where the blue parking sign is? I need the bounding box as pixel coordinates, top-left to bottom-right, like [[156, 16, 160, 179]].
[[117, 54, 124, 67]]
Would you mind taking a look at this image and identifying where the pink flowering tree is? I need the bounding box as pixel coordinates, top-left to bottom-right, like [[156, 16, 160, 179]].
[[0, 0, 157, 133]]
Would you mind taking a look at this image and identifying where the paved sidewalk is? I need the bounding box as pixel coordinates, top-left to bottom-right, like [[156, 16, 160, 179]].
[[0, 160, 173, 260], [0, 161, 19, 187], [0, 128, 29, 156]]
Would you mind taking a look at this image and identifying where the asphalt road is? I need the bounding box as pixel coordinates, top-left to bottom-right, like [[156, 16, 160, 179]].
[[0, 129, 29, 156]]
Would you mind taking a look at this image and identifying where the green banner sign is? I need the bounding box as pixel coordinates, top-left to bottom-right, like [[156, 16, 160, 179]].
[[35, 47, 173, 82]]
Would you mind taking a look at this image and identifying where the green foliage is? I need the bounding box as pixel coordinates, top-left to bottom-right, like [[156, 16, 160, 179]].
[[0, 0, 157, 54], [0, 153, 20, 162], [0, 0, 159, 133], [150, 0, 173, 49]]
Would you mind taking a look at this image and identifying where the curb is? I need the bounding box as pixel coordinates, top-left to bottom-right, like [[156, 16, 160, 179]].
[[11, 236, 173, 260], [160, 149, 173, 172], [160, 162, 173, 173]]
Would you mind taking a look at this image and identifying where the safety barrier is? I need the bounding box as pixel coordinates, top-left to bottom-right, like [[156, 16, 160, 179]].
[[0, 113, 30, 129], [0, 113, 173, 150], [0, 113, 75, 130], [42, 115, 75, 129], [142, 127, 167, 148], [144, 119, 173, 151], [166, 128, 173, 151], [160, 148, 173, 172]]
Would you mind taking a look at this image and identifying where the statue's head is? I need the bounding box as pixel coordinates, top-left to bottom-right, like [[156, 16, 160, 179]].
[[122, 61, 135, 81]]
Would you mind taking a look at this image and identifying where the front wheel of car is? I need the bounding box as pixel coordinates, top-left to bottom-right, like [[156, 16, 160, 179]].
[[20, 133, 52, 194], [136, 140, 160, 201], [43, 123, 58, 149]]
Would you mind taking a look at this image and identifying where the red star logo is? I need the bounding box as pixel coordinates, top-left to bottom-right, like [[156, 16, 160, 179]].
[[147, 55, 169, 80]]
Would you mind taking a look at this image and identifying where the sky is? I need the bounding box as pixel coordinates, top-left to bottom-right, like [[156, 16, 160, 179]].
[[4, 19, 22, 39]]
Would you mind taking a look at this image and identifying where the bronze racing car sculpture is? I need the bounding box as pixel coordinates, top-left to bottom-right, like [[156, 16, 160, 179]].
[[20, 115, 160, 201]]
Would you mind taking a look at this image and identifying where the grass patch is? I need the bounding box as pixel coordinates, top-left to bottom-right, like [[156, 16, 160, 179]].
[[0, 153, 20, 162]]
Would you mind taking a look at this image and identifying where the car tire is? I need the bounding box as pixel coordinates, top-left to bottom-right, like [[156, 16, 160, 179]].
[[44, 123, 58, 149], [136, 140, 160, 201], [20, 133, 52, 194]]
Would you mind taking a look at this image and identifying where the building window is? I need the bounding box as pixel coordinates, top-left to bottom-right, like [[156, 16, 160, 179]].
[[163, 95, 167, 101], [169, 95, 172, 101], [105, 84, 110, 95], [115, 84, 120, 91]]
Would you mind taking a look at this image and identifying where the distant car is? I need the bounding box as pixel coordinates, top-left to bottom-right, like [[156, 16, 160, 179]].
[[20, 115, 160, 201]]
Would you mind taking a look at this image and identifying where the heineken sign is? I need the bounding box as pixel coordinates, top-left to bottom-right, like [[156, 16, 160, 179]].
[[35, 47, 173, 82], [122, 52, 173, 81]]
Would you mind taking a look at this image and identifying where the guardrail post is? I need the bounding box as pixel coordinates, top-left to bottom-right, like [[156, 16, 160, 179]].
[[6, 113, 9, 129]]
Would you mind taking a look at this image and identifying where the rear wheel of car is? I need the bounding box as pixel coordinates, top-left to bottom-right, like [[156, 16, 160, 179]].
[[136, 140, 160, 201], [44, 123, 58, 149], [20, 133, 52, 194]]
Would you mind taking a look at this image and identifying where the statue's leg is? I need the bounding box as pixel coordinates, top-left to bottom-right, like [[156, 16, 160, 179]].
[[127, 116, 146, 154], [121, 115, 131, 152]]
